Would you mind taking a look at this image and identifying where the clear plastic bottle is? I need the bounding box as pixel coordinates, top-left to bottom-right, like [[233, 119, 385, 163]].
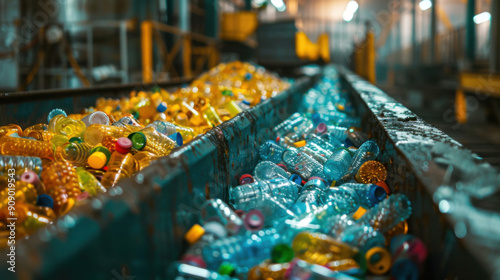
[[253, 161, 291, 181], [54, 142, 91, 166], [321, 187, 360, 215], [346, 128, 369, 148], [341, 183, 387, 208], [147, 120, 196, 142], [273, 113, 307, 137], [285, 259, 353, 280], [200, 199, 244, 235], [0, 136, 54, 160], [390, 235, 428, 280], [41, 161, 81, 215], [101, 152, 138, 188], [291, 232, 358, 266], [202, 228, 281, 271], [84, 124, 140, 147], [81, 111, 110, 126], [128, 126, 178, 156], [229, 178, 299, 211], [323, 148, 352, 183], [168, 262, 238, 280], [358, 194, 412, 232], [324, 125, 348, 142], [48, 114, 86, 138], [282, 148, 323, 179], [291, 177, 327, 215], [258, 141, 285, 163], [343, 140, 379, 182], [76, 167, 107, 195], [181, 222, 228, 268], [0, 155, 42, 175]]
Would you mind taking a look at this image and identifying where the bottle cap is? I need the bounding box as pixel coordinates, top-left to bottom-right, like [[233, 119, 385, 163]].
[[376, 181, 391, 194], [20, 171, 39, 185], [129, 110, 139, 120], [69, 137, 83, 143], [203, 221, 227, 239], [308, 176, 326, 184], [184, 224, 205, 244], [36, 194, 54, 209], [239, 174, 254, 185], [294, 140, 307, 148], [180, 255, 207, 268], [47, 108, 67, 123], [316, 123, 327, 134], [77, 192, 89, 201], [156, 102, 168, 113], [116, 137, 133, 154], [128, 132, 147, 150], [369, 184, 388, 204], [352, 206, 367, 220], [356, 161, 387, 184], [218, 262, 236, 276], [242, 100, 251, 106], [169, 132, 183, 146], [234, 209, 245, 218], [244, 209, 264, 231], [244, 73, 252, 80], [88, 152, 109, 169], [271, 244, 295, 263], [277, 164, 288, 172], [289, 174, 303, 185], [365, 247, 392, 275]]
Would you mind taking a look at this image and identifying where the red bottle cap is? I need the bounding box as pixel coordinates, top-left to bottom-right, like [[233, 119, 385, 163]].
[[277, 164, 288, 172], [244, 209, 264, 231], [116, 137, 133, 154], [316, 123, 327, 134], [20, 171, 39, 185], [239, 174, 254, 185], [234, 209, 245, 218]]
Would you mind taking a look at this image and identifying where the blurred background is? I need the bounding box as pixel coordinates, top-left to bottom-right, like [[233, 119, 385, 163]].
[[1, 0, 499, 164]]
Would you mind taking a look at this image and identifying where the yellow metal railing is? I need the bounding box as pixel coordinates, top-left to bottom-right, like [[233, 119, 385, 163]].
[[141, 21, 219, 83], [354, 31, 376, 85]]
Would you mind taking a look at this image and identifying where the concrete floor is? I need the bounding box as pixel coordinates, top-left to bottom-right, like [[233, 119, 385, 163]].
[[381, 86, 500, 169]]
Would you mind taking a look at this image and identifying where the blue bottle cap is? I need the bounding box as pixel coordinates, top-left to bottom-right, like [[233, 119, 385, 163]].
[[168, 132, 183, 146], [368, 184, 387, 204], [289, 174, 303, 185], [156, 102, 168, 113], [242, 100, 251, 106], [311, 112, 321, 123], [244, 73, 252, 80], [391, 259, 419, 280], [47, 108, 67, 123], [36, 194, 54, 209]]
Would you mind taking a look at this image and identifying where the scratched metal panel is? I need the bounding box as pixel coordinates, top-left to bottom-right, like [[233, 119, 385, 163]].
[[0, 76, 316, 280]]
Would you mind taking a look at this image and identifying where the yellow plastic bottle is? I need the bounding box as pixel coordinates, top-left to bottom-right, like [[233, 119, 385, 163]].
[[292, 232, 359, 266], [54, 142, 91, 166], [41, 161, 81, 215], [248, 260, 289, 280], [0, 177, 37, 208], [202, 105, 223, 126], [48, 115, 87, 138], [128, 126, 178, 156], [8, 202, 56, 239], [0, 124, 23, 137], [101, 152, 138, 188], [0, 136, 54, 160], [23, 124, 53, 141], [181, 101, 208, 126], [76, 167, 107, 195], [223, 100, 243, 118], [84, 124, 140, 146], [133, 151, 160, 170]]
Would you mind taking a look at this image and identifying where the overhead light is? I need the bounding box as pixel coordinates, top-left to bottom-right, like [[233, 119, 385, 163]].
[[419, 0, 432, 11], [474, 12, 491, 24], [271, 0, 286, 12], [343, 1, 358, 22]]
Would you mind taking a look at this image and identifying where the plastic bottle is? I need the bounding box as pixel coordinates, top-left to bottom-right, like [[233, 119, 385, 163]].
[[41, 161, 81, 215], [291, 177, 327, 215], [76, 167, 106, 196], [0, 136, 54, 160], [101, 152, 138, 188], [345, 140, 379, 179], [133, 151, 160, 170], [50, 134, 69, 149], [253, 161, 291, 181], [323, 148, 352, 183], [285, 259, 357, 280], [81, 111, 110, 126], [202, 105, 223, 126], [346, 128, 369, 148], [0, 179, 37, 208], [181, 222, 228, 268], [23, 124, 53, 141], [291, 232, 359, 266], [147, 120, 196, 142], [3, 202, 56, 238], [202, 228, 281, 271], [47, 108, 67, 123], [282, 148, 323, 179], [168, 262, 238, 280], [84, 124, 140, 146], [358, 194, 412, 232], [48, 114, 86, 138], [0, 155, 42, 175], [323, 125, 348, 142], [390, 235, 428, 280], [200, 199, 244, 235], [258, 141, 285, 163], [54, 142, 91, 166], [341, 183, 387, 208], [248, 261, 290, 280], [128, 126, 178, 156], [0, 124, 24, 137], [223, 100, 243, 118], [229, 178, 299, 211]]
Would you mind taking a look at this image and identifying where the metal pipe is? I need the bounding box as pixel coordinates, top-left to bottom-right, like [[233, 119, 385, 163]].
[[466, 0, 476, 63]]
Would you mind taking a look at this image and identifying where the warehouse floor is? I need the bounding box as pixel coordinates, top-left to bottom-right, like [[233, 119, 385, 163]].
[[382, 86, 500, 169]]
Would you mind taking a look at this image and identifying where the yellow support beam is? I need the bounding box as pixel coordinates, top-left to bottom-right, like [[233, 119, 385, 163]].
[[183, 35, 192, 78], [460, 72, 500, 96], [455, 89, 467, 124], [366, 31, 376, 85], [141, 21, 153, 84]]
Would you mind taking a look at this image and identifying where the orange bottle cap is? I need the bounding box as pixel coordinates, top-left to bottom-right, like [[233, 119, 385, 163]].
[[88, 152, 108, 169], [352, 206, 367, 220], [365, 247, 391, 275], [376, 181, 391, 195], [294, 140, 307, 148], [185, 224, 205, 245]]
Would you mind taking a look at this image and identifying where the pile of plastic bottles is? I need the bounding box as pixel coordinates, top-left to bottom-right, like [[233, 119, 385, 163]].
[[170, 67, 427, 280], [0, 61, 289, 248]]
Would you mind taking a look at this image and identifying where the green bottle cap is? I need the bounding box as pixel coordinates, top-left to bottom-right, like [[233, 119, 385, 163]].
[[129, 109, 139, 120], [69, 137, 83, 143], [90, 146, 112, 162], [222, 89, 233, 96], [128, 132, 147, 150], [271, 244, 294, 263], [218, 262, 236, 276]]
